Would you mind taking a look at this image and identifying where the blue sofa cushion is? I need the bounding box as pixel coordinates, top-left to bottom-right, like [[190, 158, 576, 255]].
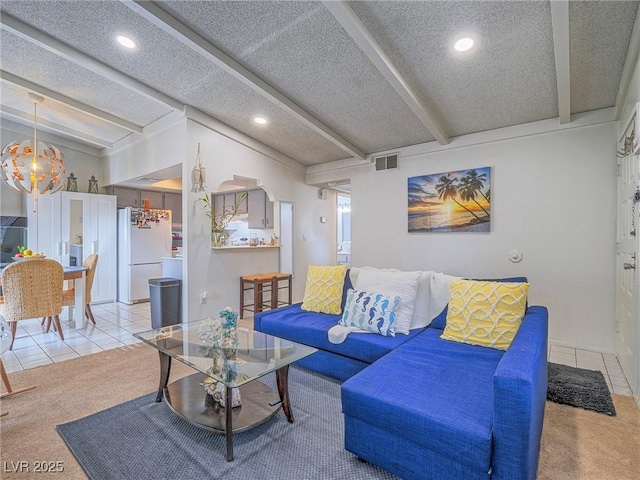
[[430, 276, 529, 330], [342, 328, 504, 474], [255, 303, 421, 364]]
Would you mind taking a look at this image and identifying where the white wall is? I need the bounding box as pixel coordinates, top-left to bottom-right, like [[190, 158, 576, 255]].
[[102, 113, 187, 187], [322, 122, 617, 352], [185, 119, 336, 321], [0, 121, 103, 217]]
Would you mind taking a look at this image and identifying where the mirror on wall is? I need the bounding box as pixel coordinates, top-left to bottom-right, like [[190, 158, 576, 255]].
[[68, 199, 84, 266]]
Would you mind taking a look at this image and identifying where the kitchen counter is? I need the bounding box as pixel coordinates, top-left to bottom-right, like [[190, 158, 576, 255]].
[[161, 256, 182, 280], [212, 245, 280, 250]]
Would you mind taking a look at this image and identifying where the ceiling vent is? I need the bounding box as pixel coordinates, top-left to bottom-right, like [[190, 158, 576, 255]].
[[374, 153, 399, 172], [133, 176, 161, 183]]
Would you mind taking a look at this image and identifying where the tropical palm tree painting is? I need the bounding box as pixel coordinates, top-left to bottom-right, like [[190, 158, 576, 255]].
[[408, 167, 491, 232]]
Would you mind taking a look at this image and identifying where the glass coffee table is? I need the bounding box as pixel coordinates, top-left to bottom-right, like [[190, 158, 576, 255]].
[[134, 322, 317, 461]]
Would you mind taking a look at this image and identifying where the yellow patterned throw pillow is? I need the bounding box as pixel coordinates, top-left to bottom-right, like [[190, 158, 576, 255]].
[[441, 280, 530, 351], [301, 265, 348, 315]]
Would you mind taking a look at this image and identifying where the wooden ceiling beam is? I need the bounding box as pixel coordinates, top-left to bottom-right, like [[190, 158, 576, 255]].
[[122, 0, 367, 160], [550, 0, 571, 125], [0, 71, 144, 134], [322, 0, 449, 145]]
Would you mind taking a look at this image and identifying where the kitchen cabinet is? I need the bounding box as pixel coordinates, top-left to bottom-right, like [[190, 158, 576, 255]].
[[164, 192, 182, 226], [27, 192, 117, 303], [140, 190, 164, 209], [247, 189, 274, 229], [112, 187, 139, 208], [213, 193, 225, 219], [212, 192, 247, 221], [236, 192, 248, 214]]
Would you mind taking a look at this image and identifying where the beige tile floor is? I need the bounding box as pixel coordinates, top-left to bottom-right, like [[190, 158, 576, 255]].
[[1, 302, 634, 397]]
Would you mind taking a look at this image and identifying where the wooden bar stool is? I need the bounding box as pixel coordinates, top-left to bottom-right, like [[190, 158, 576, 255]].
[[272, 273, 292, 308], [239, 272, 293, 319], [240, 273, 275, 319]]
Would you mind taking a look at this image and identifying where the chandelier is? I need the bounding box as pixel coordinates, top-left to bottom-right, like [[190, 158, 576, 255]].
[[1, 93, 66, 211]]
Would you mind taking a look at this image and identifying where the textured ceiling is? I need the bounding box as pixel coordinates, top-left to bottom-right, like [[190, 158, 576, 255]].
[[0, 0, 638, 172]]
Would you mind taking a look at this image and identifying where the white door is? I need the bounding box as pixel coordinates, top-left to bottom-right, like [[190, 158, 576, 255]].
[[27, 194, 61, 260], [615, 112, 639, 394], [89, 193, 117, 303], [279, 202, 294, 275]]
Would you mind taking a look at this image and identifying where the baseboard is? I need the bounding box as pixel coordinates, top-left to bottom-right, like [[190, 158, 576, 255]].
[[548, 339, 616, 355]]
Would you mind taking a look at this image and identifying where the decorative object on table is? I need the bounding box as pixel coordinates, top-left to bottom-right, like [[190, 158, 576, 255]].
[[219, 306, 238, 335], [547, 362, 616, 416], [0, 93, 66, 213], [249, 233, 258, 247], [190, 142, 207, 193], [87, 175, 99, 193], [270, 234, 279, 246], [12, 245, 45, 259], [408, 167, 491, 233], [198, 307, 242, 408], [197, 192, 248, 248], [66, 172, 78, 192], [198, 316, 223, 347]]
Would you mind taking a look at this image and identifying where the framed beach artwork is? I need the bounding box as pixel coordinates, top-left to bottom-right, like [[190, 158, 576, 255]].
[[408, 167, 491, 233]]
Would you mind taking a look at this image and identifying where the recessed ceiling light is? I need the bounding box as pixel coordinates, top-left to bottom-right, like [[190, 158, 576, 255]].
[[454, 37, 474, 52], [254, 117, 267, 125], [116, 35, 137, 49]]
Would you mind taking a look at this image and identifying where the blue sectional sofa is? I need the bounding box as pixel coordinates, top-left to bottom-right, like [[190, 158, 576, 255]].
[[254, 269, 548, 480]]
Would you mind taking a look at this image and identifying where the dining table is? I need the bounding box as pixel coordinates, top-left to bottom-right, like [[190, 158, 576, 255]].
[[0, 263, 88, 330]]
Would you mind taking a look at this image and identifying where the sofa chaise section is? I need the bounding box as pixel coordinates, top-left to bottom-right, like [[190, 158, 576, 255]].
[[341, 306, 549, 480]]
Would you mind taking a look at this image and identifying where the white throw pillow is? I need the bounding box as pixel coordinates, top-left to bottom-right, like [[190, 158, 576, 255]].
[[356, 268, 420, 335]]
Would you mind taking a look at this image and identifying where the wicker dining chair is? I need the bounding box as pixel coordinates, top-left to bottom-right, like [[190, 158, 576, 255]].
[[0, 259, 64, 350], [59, 253, 99, 326]]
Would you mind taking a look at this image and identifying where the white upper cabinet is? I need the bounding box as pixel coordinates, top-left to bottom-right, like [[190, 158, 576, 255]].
[[27, 192, 117, 303]]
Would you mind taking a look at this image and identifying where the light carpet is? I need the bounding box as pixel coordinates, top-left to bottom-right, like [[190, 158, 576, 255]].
[[1, 344, 638, 479]]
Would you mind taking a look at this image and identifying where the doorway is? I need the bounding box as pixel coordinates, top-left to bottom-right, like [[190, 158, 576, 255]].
[[279, 202, 294, 275], [337, 194, 351, 266]]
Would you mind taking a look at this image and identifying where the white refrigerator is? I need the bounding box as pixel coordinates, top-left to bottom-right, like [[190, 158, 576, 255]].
[[118, 207, 172, 304]]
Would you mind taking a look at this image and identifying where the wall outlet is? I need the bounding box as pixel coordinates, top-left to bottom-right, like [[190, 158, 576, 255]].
[[200, 291, 207, 304]]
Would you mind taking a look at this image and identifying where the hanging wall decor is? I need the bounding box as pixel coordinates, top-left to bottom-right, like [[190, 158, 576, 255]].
[[408, 167, 491, 233], [191, 142, 207, 192]]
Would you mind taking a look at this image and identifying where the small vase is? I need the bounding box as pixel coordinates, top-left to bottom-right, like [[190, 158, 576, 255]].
[[211, 231, 224, 248]]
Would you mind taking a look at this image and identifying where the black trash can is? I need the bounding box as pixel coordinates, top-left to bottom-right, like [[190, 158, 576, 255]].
[[149, 277, 182, 328]]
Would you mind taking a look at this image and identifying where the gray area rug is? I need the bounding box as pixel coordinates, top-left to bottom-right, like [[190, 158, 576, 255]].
[[547, 362, 616, 416], [57, 367, 397, 480]]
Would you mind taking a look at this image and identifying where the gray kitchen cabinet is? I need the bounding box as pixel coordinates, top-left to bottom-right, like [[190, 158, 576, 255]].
[[164, 192, 182, 226], [247, 189, 274, 229], [140, 190, 164, 209], [112, 187, 139, 208], [236, 191, 248, 214], [213, 193, 225, 220]]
